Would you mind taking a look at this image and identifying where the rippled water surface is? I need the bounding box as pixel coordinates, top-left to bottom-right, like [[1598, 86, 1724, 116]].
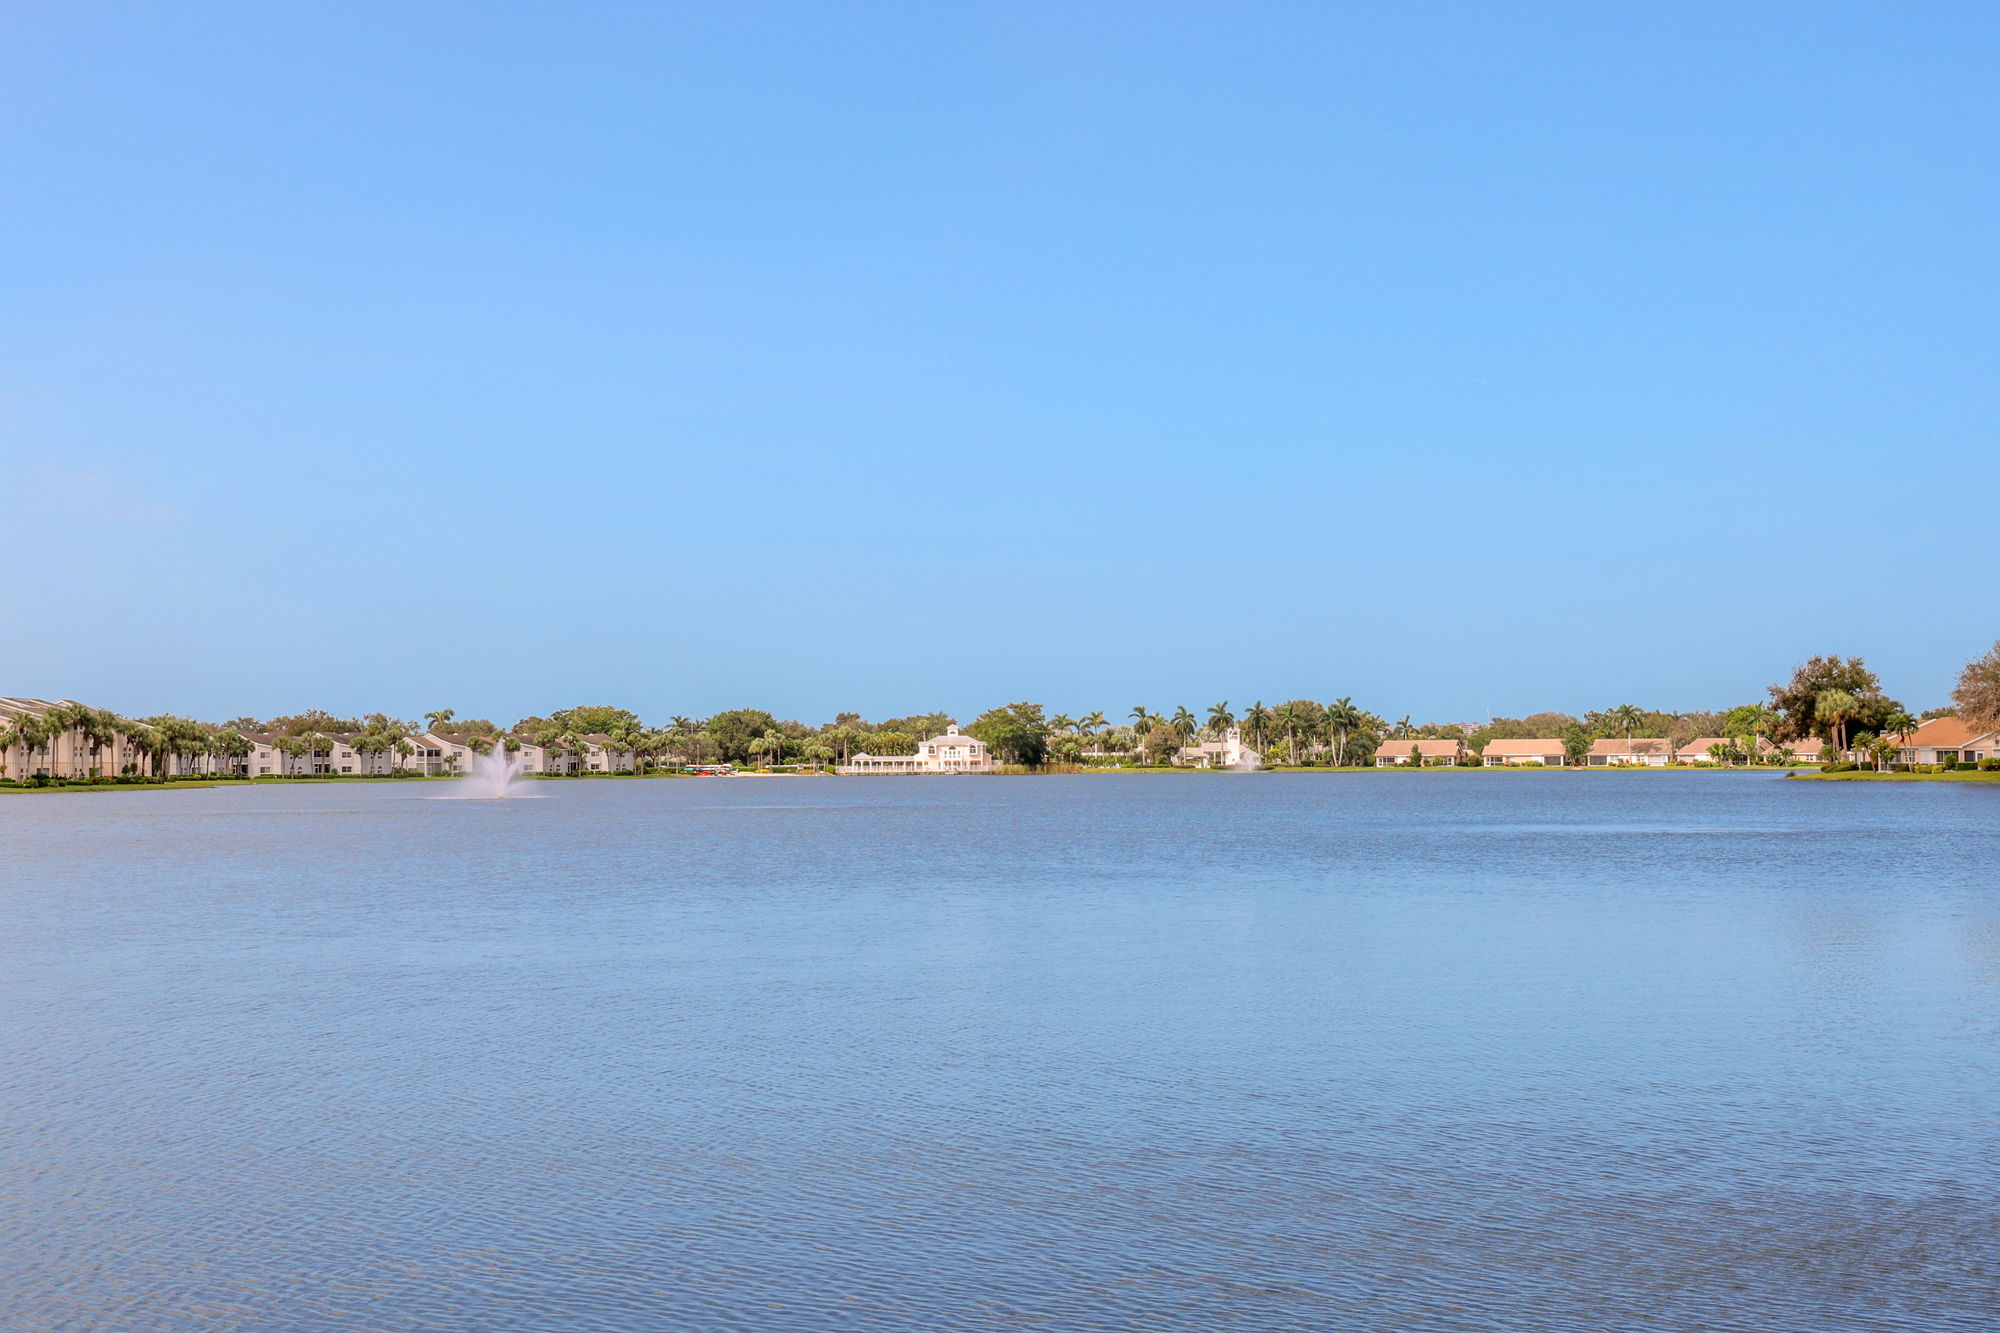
[[4, 772, 1998, 1331]]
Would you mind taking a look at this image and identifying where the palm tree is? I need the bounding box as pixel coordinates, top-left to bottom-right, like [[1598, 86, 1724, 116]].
[[1, 713, 54, 780], [1206, 702, 1235, 738], [1079, 711, 1106, 750], [424, 708, 455, 735], [1880, 710, 1918, 761], [1324, 697, 1362, 768], [1609, 704, 1644, 741], [1049, 714, 1075, 740], [1129, 706, 1153, 737], [1393, 714, 1414, 740], [1815, 689, 1859, 756], [1170, 706, 1197, 740], [1243, 702, 1271, 750], [1274, 703, 1304, 766]]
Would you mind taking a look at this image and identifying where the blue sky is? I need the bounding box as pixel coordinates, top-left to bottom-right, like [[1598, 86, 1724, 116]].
[[4, 2, 1994, 725]]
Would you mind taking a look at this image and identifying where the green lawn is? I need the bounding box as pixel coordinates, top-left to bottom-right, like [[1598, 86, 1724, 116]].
[[1790, 770, 2000, 782]]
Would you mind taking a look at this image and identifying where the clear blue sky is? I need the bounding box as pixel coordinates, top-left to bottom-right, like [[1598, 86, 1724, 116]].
[[4, 2, 1994, 725]]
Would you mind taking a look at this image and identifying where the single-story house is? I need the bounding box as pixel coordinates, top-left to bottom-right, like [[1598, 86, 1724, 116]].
[[1677, 737, 1741, 764], [1586, 738, 1672, 766], [1481, 739, 1567, 766], [1375, 738, 1464, 766], [1885, 717, 1999, 766], [1770, 737, 1830, 763]]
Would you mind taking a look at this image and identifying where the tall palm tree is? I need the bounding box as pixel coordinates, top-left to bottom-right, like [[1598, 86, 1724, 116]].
[[1, 713, 55, 780], [1274, 703, 1304, 766], [1243, 702, 1271, 750], [1129, 706, 1153, 737], [1873, 710, 1918, 768], [1815, 689, 1859, 756], [1393, 714, 1414, 740], [1080, 710, 1106, 742], [1170, 706, 1197, 740], [1049, 714, 1075, 740], [1324, 697, 1362, 768], [424, 708, 455, 735], [1609, 704, 1644, 741], [1206, 702, 1235, 739]]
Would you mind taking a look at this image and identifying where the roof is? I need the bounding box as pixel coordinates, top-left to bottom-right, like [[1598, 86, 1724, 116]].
[[1776, 736, 1827, 753], [1482, 738, 1566, 757], [1588, 737, 1672, 756], [924, 731, 985, 747], [1382, 738, 1463, 756], [581, 733, 631, 747], [1679, 737, 1736, 753], [1890, 716, 1996, 748]]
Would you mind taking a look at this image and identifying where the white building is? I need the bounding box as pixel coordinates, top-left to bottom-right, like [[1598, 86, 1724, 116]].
[[839, 728, 992, 775], [1175, 727, 1262, 768]]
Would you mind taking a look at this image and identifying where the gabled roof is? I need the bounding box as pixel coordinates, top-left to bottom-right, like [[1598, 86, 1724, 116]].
[[1890, 717, 1996, 748], [1588, 737, 1672, 756], [1679, 737, 1736, 754], [1482, 738, 1566, 757], [1382, 737, 1463, 756]]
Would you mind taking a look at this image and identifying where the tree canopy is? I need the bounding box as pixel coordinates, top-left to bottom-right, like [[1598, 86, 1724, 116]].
[[967, 702, 1051, 766], [1767, 655, 1901, 743], [1951, 640, 2000, 731]]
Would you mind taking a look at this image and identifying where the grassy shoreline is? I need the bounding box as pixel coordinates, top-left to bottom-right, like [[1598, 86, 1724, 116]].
[[1789, 770, 2000, 782]]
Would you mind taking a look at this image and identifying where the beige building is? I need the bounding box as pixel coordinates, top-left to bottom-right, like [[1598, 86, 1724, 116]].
[[1375, 738, 1464, 767], [840, 729, 992, 775], [0, 698, 142, 780], [1770, 737, 1829, 763], [1586, 738, 1672, 766], [1885, 717, 1998, 766], [1481, 738, 1567, 766], [1677, 737, 1741, 764]]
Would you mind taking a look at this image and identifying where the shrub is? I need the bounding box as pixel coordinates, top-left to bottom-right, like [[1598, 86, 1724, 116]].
[[1981, 758, 2000, 772], [1955, 761, 1979, 771], [1823, 761, 1861, 773]]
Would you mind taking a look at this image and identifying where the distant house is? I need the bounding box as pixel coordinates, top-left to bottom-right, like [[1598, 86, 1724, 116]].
[[840, 729, 992, 775], [1586, 738, 1672, 766], [1375, 738, 1464, 767], [1481, 739, 1567, 766], [1771, 737, 1829, 764], [1676, 737, 1740, 764], [1886, 717, 1999, 766], [1175, 727, 1261, 769]]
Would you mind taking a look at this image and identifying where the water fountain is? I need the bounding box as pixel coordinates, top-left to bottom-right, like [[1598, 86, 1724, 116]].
[[455, 741, 537, 798]]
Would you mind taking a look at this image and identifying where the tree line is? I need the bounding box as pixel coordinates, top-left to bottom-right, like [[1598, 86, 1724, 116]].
[[11, 641, 1998, 779]]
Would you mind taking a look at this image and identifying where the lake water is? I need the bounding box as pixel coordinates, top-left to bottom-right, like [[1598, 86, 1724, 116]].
[[3, 772, 1997, 1331]]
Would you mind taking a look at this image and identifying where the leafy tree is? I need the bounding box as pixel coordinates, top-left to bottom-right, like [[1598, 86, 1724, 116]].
[[880, 713, 954, 739], [1143, 721, 1182, 764], [1951, 640, 2000, 731], [705, 709, 782, 762], [268, 709, 363, 736], [545, 705, 643, 735], [1768, 655, 1901, 746], [967, 702, 1051, 767]]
